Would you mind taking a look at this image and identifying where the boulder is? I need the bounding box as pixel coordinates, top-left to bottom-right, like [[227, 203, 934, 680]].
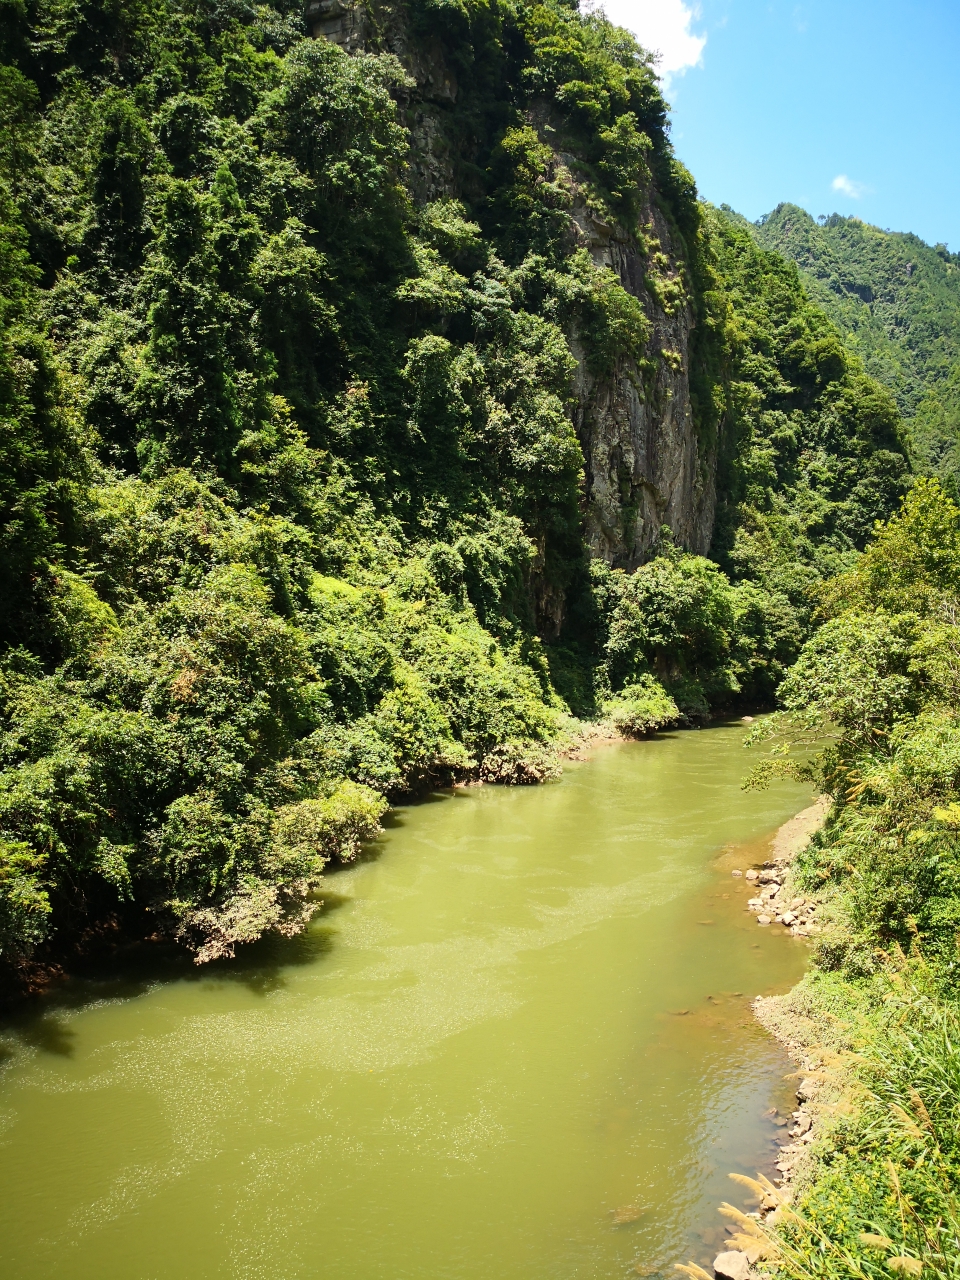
[[713, 1250, 752, 1280], [757, 914, 771, 925], [796, 1077, 817, 1102], [745, 869, 759, 881]]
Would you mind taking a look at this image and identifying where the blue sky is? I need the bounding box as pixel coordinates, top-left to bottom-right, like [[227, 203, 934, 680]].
[[596, 0, 960, 250]]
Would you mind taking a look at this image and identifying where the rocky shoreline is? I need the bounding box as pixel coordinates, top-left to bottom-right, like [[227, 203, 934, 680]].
[[737, 795, 830, 937], [713, 796, 832, 1280]]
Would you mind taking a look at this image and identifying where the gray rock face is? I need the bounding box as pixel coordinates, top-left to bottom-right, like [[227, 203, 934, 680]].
[[307, 0, 369, 52], [569, 199, 716, 568], [796, 1077, 818, 1103], [312, 5, 717, 597]]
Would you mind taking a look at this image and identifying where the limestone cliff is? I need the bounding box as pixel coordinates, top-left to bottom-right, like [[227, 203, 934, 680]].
[[568, 193, 715, 569], [307, 0, 717, 573]]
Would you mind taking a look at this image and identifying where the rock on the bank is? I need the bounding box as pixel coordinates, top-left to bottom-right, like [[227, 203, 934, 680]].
[[713, 1250, 753, 1280], [797, 1077, 818, 1103]]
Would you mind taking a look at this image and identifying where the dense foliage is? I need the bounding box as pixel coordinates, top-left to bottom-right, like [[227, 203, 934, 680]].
[[754, 204, 960, 496], [745, 480, 960, 1276], [706, 207, 908, 624], [0, 0, 908, 968]]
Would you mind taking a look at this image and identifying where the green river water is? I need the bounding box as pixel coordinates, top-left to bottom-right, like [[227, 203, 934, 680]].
[[0, 724, 813, 1280]]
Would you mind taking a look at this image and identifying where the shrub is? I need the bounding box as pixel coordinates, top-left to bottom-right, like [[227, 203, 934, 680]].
[[602, 675, 679, 736]]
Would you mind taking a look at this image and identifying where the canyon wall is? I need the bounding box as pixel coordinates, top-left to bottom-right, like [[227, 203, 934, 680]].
[[308, 0, 717, 571]]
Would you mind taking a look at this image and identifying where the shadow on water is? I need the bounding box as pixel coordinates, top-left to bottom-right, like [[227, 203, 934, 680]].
[[328, 785, 464, 865], [0, 883, 358, 1052], [0, 1012, 77, 1061], [373, 785, 467, 832], [0, 789, 466, 1053]]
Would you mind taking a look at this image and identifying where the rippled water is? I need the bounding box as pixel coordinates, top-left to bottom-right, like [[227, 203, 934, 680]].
[[0, 723, 812, 1279]]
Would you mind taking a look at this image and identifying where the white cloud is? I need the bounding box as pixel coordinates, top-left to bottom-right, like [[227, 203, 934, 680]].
[[594, 0, 706, 80], [832, 174, 869, 199]]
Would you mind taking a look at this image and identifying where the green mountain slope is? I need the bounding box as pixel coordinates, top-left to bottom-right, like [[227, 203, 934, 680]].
[[0, 0, 906, 968], [753, 202, 960, 490]]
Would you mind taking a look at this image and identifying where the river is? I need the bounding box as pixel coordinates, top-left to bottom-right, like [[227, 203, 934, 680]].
[[0, 723, 812, 1279]]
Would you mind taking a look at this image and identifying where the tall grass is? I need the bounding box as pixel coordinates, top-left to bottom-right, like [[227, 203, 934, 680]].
[[683, 964, 960, 1280]]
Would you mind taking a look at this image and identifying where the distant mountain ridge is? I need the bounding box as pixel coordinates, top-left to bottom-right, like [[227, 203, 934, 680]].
[[745, 202, 960, 491]]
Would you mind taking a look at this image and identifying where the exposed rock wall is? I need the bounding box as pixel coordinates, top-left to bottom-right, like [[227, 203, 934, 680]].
[[569, 196, 715, 568], [309, 3, 717, 570], [306, 0, 369, 52]]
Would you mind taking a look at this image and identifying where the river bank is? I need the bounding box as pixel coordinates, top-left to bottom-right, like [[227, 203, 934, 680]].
[[704, 796, 834, 1280], [1, 711, 773, 1009], [750, 799, 833, 1204], [0, 722, 610, 1008]]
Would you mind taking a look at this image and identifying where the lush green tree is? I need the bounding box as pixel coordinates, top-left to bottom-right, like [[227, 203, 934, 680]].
[[0, 188, 86, 649], [706, 205, 909, 610]]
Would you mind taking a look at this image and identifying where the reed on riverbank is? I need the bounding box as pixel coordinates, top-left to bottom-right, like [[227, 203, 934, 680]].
[[730, 480, 960, 1278]]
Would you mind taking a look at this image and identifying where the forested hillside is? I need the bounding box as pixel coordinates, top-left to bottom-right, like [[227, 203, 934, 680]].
[[754, 204, 960, 494], [0, 0, 906, 970]]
